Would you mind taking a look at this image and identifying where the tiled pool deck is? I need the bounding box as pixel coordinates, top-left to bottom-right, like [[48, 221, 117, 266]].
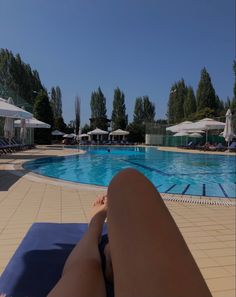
[[0, 146, 235, 296]]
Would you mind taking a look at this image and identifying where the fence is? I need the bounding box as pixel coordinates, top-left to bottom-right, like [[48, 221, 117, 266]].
[[145, 115, 236, 147]]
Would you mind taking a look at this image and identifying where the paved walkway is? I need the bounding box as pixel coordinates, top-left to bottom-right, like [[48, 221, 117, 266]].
[[0, 147, 235, 297]]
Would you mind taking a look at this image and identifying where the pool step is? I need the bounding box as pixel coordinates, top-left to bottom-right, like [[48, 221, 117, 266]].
[[156, 183, 236, 198]]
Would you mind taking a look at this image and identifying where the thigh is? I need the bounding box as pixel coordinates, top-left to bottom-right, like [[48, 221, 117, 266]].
[[107, 169, 212, 297]]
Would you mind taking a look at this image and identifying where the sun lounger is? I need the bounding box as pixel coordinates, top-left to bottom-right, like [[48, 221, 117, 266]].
[[0, 223, 111, 297], [215, 143, 227, 152], [228, 141, 236, 152]]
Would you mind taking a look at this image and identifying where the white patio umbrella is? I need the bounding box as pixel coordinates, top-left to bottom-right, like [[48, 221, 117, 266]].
[[63, 133, 76, 138], [223, 109, 234, 147], [88, 128, 108, 141], [51, 130, 64, 136], [173, 131, 189, 137], [189, 132, 202, 138], [78, 133, 89, 138], [4, 98, 15, 143], [14, 118, 51, 128], [109, 129, 130, 140], [0, 97, 32, 119], [109, 129, 130, 136], [166, 121, 192, 133], [88, 128, 108, 135], [183, 118, 225, 143]]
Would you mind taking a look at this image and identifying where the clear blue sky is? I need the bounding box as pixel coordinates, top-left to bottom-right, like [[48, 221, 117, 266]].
[[0, 0, 235, 125]]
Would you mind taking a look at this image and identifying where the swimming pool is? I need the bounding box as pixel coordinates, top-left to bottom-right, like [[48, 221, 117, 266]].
[[24, 146, 236, 198]]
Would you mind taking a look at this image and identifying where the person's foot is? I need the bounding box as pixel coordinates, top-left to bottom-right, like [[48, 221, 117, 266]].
[[89, 194, 107, 225], [91, 194, 107, 217]]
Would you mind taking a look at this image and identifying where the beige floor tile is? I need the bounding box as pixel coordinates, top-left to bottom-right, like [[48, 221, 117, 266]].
[[201, 267, 232, 279], [224, 265, 236, 275], [207, 277, 235, 291], [213, 290, 236, 297]]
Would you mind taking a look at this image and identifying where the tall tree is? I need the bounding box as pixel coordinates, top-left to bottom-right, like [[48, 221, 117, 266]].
[[183, 86, 196, 118], [55, 86, 62, 117], [111, 88, 128, 130], [75, 95, 81, 134], [54, 117, 67, 132], [90, 87, 107, 130], [143, 96, 155, 123], [33, 91, 53, 144], [231, 61, 236, 114], [0, 49, 44, 109], [167, 79, 187, 123], [196, 67, 217, 112], [133, 97, 144, 124], [50, 86, 62, 119], [50, 87, 57, 117]]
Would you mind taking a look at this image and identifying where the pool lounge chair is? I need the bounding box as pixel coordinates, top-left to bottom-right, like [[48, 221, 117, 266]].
[[0, 223, 112, 297], [228, 141, 236, 152], [215, 143, 227, 152]]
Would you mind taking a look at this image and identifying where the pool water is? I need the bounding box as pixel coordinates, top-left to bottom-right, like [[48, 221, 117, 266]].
[[24, 146, 236, 198]]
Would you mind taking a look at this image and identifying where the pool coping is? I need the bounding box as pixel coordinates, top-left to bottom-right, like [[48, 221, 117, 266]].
[[6, 148, 235, 207]]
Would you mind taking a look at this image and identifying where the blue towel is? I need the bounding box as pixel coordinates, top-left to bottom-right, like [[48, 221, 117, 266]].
[[0, 223, 112, 297]]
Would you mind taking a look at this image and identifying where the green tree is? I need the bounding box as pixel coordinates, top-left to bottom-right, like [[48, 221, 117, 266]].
[[33, 91, 54, 144], [143, 96, 155, 123], [127, 122, 145, 143], [75, 95, 81, 134], [196, 68, 217, 112], [111, 87, 128, 130], [81, 123, 90, 133], [184, 86, 196, 118], [50, 86, 62, 119], [0, 49, 44, 109], [231, 61, 236, 114], [54, 116, 67, 132], [167, 79, 187, 123], [90, 87, 107, 130], [133, 97, 144, 124]]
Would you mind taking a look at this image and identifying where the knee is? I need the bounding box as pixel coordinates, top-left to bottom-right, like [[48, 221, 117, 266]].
[[108, 168, 145, 193]]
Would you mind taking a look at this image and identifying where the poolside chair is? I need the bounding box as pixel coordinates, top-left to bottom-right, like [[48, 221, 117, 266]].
[[0, 223, 113, 297], [228, 141, 236, 152], [215, 143, 227, 152]]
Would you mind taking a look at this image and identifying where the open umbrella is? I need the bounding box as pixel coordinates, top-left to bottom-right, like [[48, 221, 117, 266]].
[[173, 131, 189, 136], [87, 128, 108, 135], [189, 132, 202, 138], [0, 97, 32, 119], [166, 121, 192, 133], [63, 133, 76, 138], [51, 130, 64, 136], [223, 109, 234, 147], [183, 118, 225, 143], [14, 118, 51, 128]]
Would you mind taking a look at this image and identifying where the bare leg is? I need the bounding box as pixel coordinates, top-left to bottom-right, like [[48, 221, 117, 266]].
[[47, 196, 107, 297], [107, 168, 212, 297]]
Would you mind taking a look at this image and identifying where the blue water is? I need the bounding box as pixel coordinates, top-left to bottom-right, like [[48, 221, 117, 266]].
[[24, 146, 236, 198]]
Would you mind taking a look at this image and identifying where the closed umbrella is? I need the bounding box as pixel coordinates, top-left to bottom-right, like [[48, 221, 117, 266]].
[[223, 109, 234, 147], [4, 98, 15, 143], [20, 118, 26, 144]]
